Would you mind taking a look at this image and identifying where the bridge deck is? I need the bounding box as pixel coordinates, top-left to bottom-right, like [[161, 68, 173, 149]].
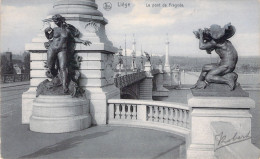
[[1, 82, 259, 158], [1, 82, 186, 159]]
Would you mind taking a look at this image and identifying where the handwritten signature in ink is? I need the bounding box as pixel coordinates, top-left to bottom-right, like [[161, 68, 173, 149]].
[[214, 131, 251, 150]]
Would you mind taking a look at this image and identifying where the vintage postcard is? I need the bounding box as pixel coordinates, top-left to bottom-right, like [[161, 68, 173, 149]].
[[1, 0, 260, 158]]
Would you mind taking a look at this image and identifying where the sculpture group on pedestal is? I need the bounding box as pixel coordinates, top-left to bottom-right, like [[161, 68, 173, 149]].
[[144, 51, 151, 64], [36, 14, 92, 97], [192, 23, 239, 91]]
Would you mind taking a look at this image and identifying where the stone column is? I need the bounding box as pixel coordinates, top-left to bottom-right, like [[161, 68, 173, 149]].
[[171, 68, 181, 87], [164, 36, 171, 72], [187, 93, 259, 159], [131, 35, 137, 72], [22, 0, 120, 125], [163, 36, 172, 87]]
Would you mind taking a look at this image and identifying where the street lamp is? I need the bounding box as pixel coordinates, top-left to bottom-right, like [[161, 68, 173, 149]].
[[118, 46, 123, 75], [132, 50, 136, 72]]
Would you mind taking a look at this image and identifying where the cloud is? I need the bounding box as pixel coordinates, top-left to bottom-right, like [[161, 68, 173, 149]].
[[1, 0, 259, 57], [1, 4, 50, 52], [105, 0, 259, 57]]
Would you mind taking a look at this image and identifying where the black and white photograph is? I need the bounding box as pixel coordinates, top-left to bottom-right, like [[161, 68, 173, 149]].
[[1, 0, 260, 158]]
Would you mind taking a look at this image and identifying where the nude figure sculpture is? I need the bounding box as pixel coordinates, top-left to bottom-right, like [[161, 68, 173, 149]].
[[44, 14, 91, 93], [36, 14, 91, 97], [192, 23, 238, 90]]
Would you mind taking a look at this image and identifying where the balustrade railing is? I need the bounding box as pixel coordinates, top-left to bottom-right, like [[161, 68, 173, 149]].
[[108, 99, 191, 135], [114, 71, 146, 88], [1, 74, 30, 83]]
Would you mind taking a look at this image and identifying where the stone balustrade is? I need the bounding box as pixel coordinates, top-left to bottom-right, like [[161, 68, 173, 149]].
[[107, 99, 190, 137], [114, 71, 146, 88]]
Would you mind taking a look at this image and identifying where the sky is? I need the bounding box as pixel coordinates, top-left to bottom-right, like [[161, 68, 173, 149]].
[[1, 0, 260, 57]]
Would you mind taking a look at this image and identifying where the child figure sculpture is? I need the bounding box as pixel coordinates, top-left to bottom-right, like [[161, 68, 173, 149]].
[[192, 23, 238, 91]]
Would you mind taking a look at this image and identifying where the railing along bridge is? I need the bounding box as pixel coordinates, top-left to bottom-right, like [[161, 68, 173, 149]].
[[107, 99, 191, 137]]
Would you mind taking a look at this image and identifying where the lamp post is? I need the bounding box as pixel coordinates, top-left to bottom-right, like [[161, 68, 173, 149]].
[[140, 45, 144, 71], [118, 46, 123, 75], [124, 34, 127, 75], [132, 50, 136, 72]]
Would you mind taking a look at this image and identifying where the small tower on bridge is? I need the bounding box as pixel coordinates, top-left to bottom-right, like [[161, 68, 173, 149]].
[[163, 34, 173, 86], [140, 45, 144, 71], [131, 34, 137, 72], [164, 34, 171, 72]]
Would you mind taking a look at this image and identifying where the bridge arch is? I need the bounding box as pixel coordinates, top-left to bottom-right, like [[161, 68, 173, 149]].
[[121, 84, 140, 99]]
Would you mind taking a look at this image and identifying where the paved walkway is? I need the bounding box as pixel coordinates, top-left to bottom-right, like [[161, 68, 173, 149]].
[[1, 83, 186, 159]]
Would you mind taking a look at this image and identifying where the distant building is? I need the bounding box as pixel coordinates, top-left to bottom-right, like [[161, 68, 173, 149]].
[[13, 64, 22, 74], [4, 51, 12, 62], [1, 51, 14, 74]]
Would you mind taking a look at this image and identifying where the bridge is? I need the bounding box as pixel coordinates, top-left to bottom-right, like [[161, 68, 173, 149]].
[[113, 67, 170, 99], [18, 0, 260, 158]]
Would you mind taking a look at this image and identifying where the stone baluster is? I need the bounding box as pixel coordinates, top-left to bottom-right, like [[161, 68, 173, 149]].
[[159, 107, 164, 123], [132, 105, 137, 120], [121, 104, 126, 119], [183, 110, 187, 128], [179, 109, 183, 127], [164, 107, 169, 124], [169, 108, 174, 124], [115, 104, 120, 119], [186, 110, 190, 129], [129, 105, 133, 119], [173, 109, 178, 125], [148, 106, 153, 121], [154, 106, 159, 122], [126, 104, 131, 120]]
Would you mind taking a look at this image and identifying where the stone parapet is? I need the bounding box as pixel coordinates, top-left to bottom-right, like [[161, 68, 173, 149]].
[[186, 93, 259, 159], [108, 99, 190, 137]]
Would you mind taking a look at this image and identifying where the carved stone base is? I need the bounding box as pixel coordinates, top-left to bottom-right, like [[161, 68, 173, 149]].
[[30, 95, 91, 133], [187, 93, 256, 159], [191, 83, 249, 97]]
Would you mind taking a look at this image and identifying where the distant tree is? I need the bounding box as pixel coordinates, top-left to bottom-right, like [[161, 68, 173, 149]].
[[23, 52, 30, 73], [1, 54, 14, 75]]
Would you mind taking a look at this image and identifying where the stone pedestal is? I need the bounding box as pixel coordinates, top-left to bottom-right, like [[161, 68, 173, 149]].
[[163, 70, 172, 87], [22, 88, 37, 124], [152, 66, 169, 97], [30, 95, 91, 133], [186, 93, 259, 159], [139, 62, 153, 100], [139, 77, 153, 100], [171, 69, 181, 87], [144, 62, 152, 76], [116, 64, 124, 75], [22, 0, 120, 125]]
